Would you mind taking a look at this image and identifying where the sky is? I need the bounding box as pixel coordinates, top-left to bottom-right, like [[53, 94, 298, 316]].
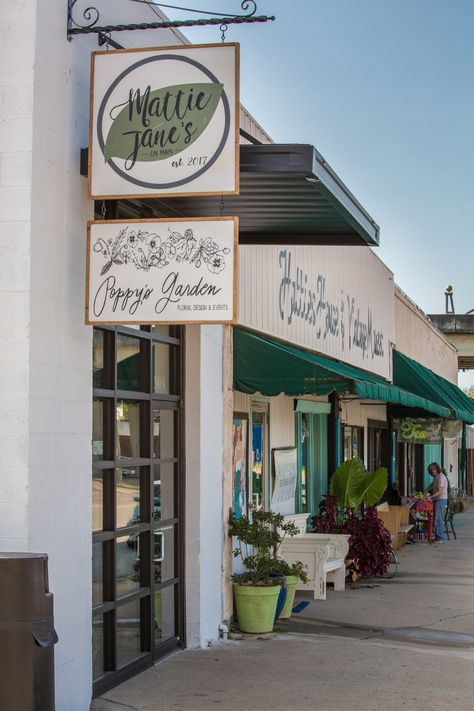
[[159, 0, 474, 381]]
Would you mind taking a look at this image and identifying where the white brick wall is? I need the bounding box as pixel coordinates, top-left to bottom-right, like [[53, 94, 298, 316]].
[[0, 0, 34, 555], [0, 0, 94, 708]]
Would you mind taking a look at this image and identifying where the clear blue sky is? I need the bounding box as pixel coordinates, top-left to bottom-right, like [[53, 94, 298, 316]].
[[162, 0, 474, 379]]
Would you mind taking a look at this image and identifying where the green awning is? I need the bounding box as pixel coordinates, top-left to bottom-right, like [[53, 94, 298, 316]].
[[233, 328, 451, 417], [393, 350, 474, 424]]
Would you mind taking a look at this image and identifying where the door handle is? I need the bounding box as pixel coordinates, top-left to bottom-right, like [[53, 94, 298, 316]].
[[154, 530, 164, 562]]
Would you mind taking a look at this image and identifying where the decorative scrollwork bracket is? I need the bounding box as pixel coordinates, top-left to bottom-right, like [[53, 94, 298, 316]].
[[67, 1, 275, 42]]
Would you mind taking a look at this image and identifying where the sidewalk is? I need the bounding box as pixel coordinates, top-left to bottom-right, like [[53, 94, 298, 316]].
[[92, 505, 474, 711]]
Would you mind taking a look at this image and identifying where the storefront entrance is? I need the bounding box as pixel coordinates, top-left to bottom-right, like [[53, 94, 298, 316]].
[[368, 420, 389, 473], [92, 326, 183, 694], [295, 401, 330, 514], [251, 402, 269, 509]]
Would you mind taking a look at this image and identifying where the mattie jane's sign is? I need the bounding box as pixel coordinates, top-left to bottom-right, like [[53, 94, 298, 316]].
[[85, 218, 237, 325], [89, 44, 239, 198]]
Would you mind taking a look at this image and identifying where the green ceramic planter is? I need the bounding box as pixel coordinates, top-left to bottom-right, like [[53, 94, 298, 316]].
[[279, 575, 298, 619], [233, 584, 281, 633]]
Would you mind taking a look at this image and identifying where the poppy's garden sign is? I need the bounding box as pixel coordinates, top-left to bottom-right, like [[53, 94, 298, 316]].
[[89, 44, 239, 198], [86, 218, 238, 324]]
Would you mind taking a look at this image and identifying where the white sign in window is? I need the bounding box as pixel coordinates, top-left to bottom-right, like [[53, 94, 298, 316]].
[[86, 218, 238, 325], [89, 43, 239, 198]]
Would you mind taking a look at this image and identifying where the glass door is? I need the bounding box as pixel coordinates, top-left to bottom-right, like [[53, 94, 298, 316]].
[[343, 425, 364, 462], [151, 403, 181, 659], [295, 409, 328, 515], [251, 403, 269, 509], [368, 422, 389, 473], [298, 413, 311, 513], [92, 326, 183, 695]]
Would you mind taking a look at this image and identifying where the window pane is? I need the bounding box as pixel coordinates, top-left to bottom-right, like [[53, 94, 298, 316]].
[[153, 463, 175, 522], [116, 535, 140, 598], [116, 599, 142, 668], [151, 326, 169, 338], [116, 467, 141, 529], [116, 400, 142, 459], [92, 542, 103, 605], [153, 526, 175, 584], [152, 342, 170, 394], [252, 413, 264, 509], [344, 426, 352, 462], [92, 470, 103, 531], [117, 335, 143, 392], [300, 413, 309, 514], [153, 409, 175, 459], [93, 400, 103, 460], [154, 585, 175, 644], [93, 330, 104, 388], [92, 616, 104, 679]]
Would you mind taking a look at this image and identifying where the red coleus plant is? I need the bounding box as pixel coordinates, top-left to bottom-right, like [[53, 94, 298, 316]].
[[311, 494, 392, 581]]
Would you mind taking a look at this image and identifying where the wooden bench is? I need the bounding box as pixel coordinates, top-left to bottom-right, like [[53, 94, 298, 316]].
[[279, 533, 349, 600], [376, 504, 412, 549]]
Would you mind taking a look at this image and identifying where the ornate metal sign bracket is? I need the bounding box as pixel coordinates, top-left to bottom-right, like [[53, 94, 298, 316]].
[[67, 1, 275, 43]]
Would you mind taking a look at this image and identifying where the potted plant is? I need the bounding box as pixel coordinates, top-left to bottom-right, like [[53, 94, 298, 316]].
[[268, 558, 308, 619], [228, 508, 307, 632], [311, 459, 391, 581]]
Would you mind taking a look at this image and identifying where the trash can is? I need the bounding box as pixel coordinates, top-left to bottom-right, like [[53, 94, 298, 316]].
[[0, 553, 58, 711]]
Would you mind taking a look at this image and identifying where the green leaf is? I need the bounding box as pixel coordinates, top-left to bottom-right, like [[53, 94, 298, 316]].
[[104, 83, 224, 164], [330, 458, 366, 508], [357, 467, 388, 506]]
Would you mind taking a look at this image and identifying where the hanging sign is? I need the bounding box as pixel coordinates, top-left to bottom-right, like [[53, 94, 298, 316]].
[[89, 43, 239, 198], [271, 448, 298, 515], [397, 418, 462, 444], [85, 217, 238, 325]]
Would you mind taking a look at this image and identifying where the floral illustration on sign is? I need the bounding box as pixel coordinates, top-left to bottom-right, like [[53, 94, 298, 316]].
[[92, 227, 230, 276]]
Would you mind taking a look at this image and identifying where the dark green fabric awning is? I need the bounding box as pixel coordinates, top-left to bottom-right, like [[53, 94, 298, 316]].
[[393, 350, 474, 424], [233, 328, 451, 417]]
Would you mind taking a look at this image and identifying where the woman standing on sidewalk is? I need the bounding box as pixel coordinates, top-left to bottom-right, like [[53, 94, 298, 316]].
[[428, 462, 448, 543]]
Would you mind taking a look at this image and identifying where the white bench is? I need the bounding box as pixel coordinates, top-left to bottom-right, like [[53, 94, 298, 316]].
[[279, 532, 349, 600]]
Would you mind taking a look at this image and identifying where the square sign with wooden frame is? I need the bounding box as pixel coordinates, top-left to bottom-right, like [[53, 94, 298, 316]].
[[85, 217, 238, 325], [89, 43, 239, 199]]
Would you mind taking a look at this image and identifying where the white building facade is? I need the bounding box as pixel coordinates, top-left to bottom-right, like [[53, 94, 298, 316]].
[[2, 3, 473, 709], [0, 2, 242, 707]]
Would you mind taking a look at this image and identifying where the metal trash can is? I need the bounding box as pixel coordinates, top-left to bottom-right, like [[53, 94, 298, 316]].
[[0, 553, 58, 711]]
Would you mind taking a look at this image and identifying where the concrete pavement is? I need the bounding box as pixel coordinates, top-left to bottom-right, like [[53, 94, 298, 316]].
[[92, 504, 474, 711]]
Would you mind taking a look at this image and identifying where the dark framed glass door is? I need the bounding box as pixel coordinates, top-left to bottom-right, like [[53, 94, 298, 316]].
[[368, 419, 389, 473], [92, 326, 183, 695]]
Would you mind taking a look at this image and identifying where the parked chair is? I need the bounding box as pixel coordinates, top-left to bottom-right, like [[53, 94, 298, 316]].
[[445, 501, 457, 540]]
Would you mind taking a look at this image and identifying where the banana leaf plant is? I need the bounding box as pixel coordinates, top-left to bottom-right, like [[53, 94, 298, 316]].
[[312, 460, 390, 580], [330, 458, 388, 509]]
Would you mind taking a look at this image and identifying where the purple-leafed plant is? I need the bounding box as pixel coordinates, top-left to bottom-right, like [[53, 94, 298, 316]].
[[342, 507, 392, 580], [311, 493, 392, 581]]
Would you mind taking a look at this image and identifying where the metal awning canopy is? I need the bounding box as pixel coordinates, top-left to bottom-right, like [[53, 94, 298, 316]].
[[93, 144, 380, 246]]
